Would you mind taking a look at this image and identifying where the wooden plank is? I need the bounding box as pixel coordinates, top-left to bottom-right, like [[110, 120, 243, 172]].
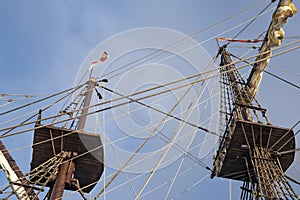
[[30, 124, 104, 192], [216, 120, 295, 181]]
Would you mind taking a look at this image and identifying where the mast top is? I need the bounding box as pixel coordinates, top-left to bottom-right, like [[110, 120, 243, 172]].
[[244, 0, 297, 102]]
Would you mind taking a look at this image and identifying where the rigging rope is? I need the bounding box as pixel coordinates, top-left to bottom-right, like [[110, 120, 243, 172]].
[[134, 70, 215, 199], [100, 82, 219, 139], [0, 83, 86, 117], [279, 148, 300, 155], [138, 7, 275, 72], [225, 0, 275, 46], [96, 76, 218, 198], [269, 65, 300, 76], [99, 0, 269, 81], [60, 159, 203, 200], [270, 120, 300, 151], [94, 81, 197, 199], [1, 85, 82, 136], [101, 86, 217, 135], [96, 118, 138, 197], [230, 52, 300, 90], [7, 105, 215, 161], [134, 54, 219, 197], [1, 22, 298, 200], [99, 83, 219, 161], [1, 1, 298, 198], [96, 64, 216, 198], [172, 174, 209, 199], [48, 129, 212, 199], [1, 41, 299, 140], [139, 161, 202, 199], [265, 70, 300, 90], [0, 41, 296, 135], [1, 152, 68, 199]]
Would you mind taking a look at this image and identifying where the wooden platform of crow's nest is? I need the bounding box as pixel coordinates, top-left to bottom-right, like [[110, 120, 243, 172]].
[[30, 124, 104, 192], [213, 120, 295, 181]]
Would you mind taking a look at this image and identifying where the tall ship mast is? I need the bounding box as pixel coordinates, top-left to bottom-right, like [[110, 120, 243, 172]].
[[211, 1, 299, 199], [0, 0, 299, 199], [1, 77, 106, 199]]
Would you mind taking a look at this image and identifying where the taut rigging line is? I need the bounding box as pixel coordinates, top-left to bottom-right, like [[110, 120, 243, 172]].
[[1, 85, 84, 136], [0, 42, 299, 139], [229, 53, 300, 90], [99, 86, 217, 135], [0, 82, 86, 117], [224, 0, 275, 47], [99, 0, 270, 81]]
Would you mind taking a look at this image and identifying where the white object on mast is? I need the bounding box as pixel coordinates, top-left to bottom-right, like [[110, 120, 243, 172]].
[[244, 0, 297, 102], [0, 150, 31, 200]]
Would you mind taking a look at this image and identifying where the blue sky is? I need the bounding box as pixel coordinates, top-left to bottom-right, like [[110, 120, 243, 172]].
[[0, 1, 299, 199]]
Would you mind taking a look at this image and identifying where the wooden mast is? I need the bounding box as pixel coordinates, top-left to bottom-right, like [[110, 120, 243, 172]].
[[211, 1, 298, 198], [243, 0, 297, 102], [49, 78, 96, 200], [211, 46, 297, 198]]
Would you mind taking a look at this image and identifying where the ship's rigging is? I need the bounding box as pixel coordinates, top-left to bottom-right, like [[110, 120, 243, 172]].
[[0, 0, 299, 199]]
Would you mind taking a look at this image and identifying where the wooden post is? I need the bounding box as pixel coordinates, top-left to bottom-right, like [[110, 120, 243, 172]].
[[49, 160, 70, 200], [50, 78, 95, 199], [77, 78, 96, 131], [65, 152, 77, 184]]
